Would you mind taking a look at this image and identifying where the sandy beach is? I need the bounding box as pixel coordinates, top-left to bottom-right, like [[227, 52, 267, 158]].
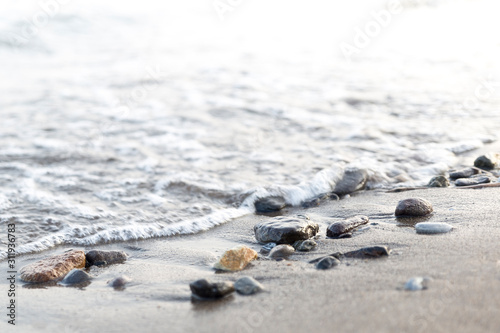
[[2, 186, 499, 333]]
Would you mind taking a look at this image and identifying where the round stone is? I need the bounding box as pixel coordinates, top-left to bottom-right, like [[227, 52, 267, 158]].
[[415, 222, 453, 234], [395, 198, 433, 217]]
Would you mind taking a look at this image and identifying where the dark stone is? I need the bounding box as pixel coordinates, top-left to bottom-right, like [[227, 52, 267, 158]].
[[108, 275, 132, 288], [260, 242, 276, 255], [338, 233, 352, 238], [395, 198, 433, 217], [344, 246, 391, 258], [427, 176, 450, 187], [254, 215, 319, 244], [234, 277, 264, 295], [255, 196, 286, 213], [85, 250, 128, 267], [189, 279, 235, 299], [61, 269, 92, 285], [302, 197, 321, 208], [292, 239, 317, 252], [309, 252, 343, 264], [316, 256, 340, 270], [474, 153, 500, 170], [449, 168, 477, 179], [326, 215, 369, 238], [455, 176, 492, 187], [334, 168, 367, 195]]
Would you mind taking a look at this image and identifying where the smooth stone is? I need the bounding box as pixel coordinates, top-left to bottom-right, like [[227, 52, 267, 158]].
[[395, 198, 433, 217], [268, 244, 295, 258], [334, 168, 367, 195], [213, 245, 258, 272], [455, 176, 491, 187], [474, 153, 500, 170], [254, 215, 319, 244], [301, 197, 322, 208], [292, 239, 317, 252], [338, 233, 352, 238], [254, 196, 286, 213], [61, 269, 92, 285], [344, 246, 391, 259], [85, 250, 128, 267], [326, 215, 369, 238], [234, 276, 264, 295], [404, 277, 430, 291], [108, 275, 132, 288], [260, 242, 277, 255], [309, 252, 343, 264], [415, 222, 453, 234], [189, 279, 234, 299], [427, 175, 450, 187], [316, 256, 340, 270], [449, 168, 477, 179], [20, 250, 86, 283]]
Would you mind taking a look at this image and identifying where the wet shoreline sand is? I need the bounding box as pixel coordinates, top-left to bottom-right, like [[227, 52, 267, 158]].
[[2, 187, 500, 332]]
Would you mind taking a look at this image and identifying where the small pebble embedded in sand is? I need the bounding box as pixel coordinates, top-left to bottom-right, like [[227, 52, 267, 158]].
[[395, 198, 433, 217], [316, 256, 340, 270], [234, 276, 264, 295], [292, 239, 317, 252], [404, 277, 430, 291], [268, 244, 295, 258], [415, 222, 453, 234], [61, 269, 92, 285]]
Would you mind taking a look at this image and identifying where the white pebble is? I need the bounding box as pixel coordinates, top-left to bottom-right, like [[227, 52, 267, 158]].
[[404, 277, 430, 291], [415, 222, 453, 234]]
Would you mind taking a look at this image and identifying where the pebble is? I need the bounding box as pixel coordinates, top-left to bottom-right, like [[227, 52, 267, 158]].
[[213, 245, 258, 272], [20, 250, 86, 283], [254, 196, 286, 213], [427, 175, 449, 187], [268, 244, 295, 258], [344, 246, 391, 258], [260, 242, 277, 255], [455, 176, 491, 187], [415, 222, 453, 234], [395, 198, 433, 217], [61, 269, 92, 285], [449, 168, 477, 179], [292, 239, 317, 252], [316, 256, 340, 270], [189, 279, 235, 299], [334, 168, 367, 195], [474, 153, 500, 170], [254, 215, 319, 244], [85, 250, 128, 267], [108, 275, 132, 288], [234, 276, 264, 295], [326, 215, 369, 238], [404, 277, 430, 291]]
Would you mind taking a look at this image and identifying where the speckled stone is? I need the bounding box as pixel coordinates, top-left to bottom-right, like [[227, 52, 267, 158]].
[[292, 239, 317, 252], [213, 245, 258, 271], [395, 198, 433, 217], [427, 175, 450, 187], [20, 250, 86, 283]]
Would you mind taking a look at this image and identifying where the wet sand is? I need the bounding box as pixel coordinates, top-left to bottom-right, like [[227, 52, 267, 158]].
[[2, 187, 500, 333]]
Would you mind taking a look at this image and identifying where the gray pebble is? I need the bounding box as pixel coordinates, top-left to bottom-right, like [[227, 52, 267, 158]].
[[108, 275, 132, 288], [234, 276, 264, 295], [254, 215, 319, 244], [455, 176, 491, 187], [255, 196, 286, 213], [292, 239, 317, 252], [61, 269, 92, 285], [327, 215, 369, 238], [404, 277, 430, 291], [415, 222, 453, 234], [260, 242, 277, 255], [268, 244, 295, 258], [449, 168, 477, 179], [316, 256, 340, 270]]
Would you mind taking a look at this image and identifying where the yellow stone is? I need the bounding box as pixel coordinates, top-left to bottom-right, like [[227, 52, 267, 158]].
[[214, 245, 258, 272], [20, 250, 86, 283]]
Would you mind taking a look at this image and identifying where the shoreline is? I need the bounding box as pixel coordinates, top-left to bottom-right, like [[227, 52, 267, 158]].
[[2, 187, 500, 332]]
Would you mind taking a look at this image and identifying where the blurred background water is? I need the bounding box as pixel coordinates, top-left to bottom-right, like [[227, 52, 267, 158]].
[[0, 0, 499, 258]]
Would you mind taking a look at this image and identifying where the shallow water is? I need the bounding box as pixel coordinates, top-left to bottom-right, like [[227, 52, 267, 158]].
[[1, 0, 499, 258]]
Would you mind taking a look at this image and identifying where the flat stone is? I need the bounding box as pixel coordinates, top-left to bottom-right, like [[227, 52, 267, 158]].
[[189, 279, 234, 299], [213, 245, 258, 271], [255, 196, 286, 213], [455, 176, 491, 187], [404, 277, 430, 291], [326, 215, 369, 238], [85, 250, 128, 267], [20, 250, 86, 283], [395, 198, 433, 217], [268, 244, 295, 258], [427, 175, 450, 187], [260, 242, 277, 255], [449, 168, 477, 179], [474, 153, 500, 170], [292, 239, 317, 252], [344, 246, 391, 259], [61, 269, 92, 285], [254, 215, 319, 244], [415, 222, 453, 234], [334, 167, 367, 195], [316, 256, 340, 270], [234, 276, 264, 295], [108, 275, 132, 288]]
